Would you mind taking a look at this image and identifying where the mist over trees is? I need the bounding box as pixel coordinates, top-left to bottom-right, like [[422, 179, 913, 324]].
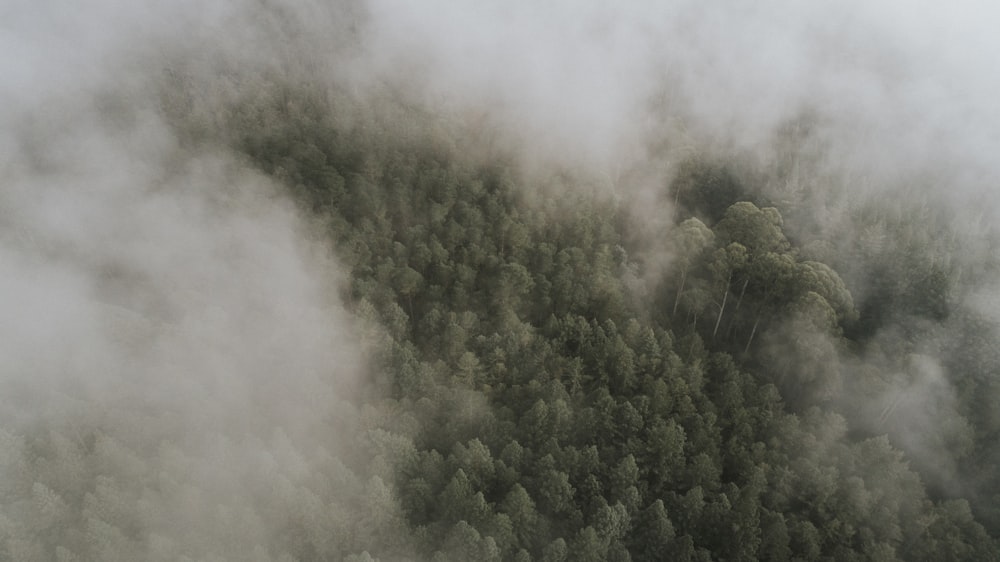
[[5, 1, 1000, 561], [208, 90, 999, 560]]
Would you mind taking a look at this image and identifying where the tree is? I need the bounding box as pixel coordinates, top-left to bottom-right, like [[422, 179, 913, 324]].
[[540, 538, 569, 562], [594, 500, 631, 546], [393, 266, 424, 317], [797, 261, 857, 326], [450, 439, 496, 491], [645, 418, 686, 492], [438, 469, 491, 527], [743, 250, 799, 352], [568, 526, 608, 562], [610, 455, 640, 504], [714, 202, 789, 256], [501, 484, 540, 549], [671, 218, 715, 317], [708, 243, 748, 340], [438, 521, 502, 562], [670, 160, 747, 223], [630, 500, 676, 561], [534, 466, 576, 517], [758, 510, 791, 562]]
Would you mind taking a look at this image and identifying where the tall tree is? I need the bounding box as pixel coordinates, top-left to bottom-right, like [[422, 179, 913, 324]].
[[671, 218, 716, 317]]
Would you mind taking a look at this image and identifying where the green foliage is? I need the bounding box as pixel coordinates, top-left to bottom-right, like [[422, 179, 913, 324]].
[[14, 88, 988, 561], [670, 160, 750, 224]]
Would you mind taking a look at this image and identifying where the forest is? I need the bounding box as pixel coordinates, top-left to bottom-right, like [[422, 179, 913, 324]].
[[5, 2, 1000, 561], [224, 88, 1000, 561]]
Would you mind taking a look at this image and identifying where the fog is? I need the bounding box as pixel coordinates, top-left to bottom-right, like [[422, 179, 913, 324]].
[[0, 2, 386, 559], [354, 0, 1000, 497], [4, 0, 1000, 558], [359, 0, 1000, 201]]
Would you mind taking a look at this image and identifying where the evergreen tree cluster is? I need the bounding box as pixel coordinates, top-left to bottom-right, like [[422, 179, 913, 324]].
[[228, 91, 1000, 560], [4, 83, 999, 561]]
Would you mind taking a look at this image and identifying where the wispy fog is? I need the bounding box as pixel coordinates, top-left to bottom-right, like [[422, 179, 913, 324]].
[[0, 2, 378, 559], [3, 0, 1000, 558], [359, 0, 1000, 204], [352, 1, 1000, 493]]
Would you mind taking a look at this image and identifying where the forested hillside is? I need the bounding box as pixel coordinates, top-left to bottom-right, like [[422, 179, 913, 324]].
[[6, 2, 1000, 561], [224, 88, 998, 560]]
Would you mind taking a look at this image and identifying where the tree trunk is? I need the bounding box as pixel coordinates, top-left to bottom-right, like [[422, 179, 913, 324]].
[[733, 278, 749, 312], [727, 278, 751, 339], [712, 272, 732, 340], [712, 286, 728, 340], [672, 269, 688, 317], [744, 316, 760, 354]]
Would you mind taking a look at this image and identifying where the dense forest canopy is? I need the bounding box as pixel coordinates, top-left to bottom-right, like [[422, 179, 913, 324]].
[[4, 1, 1000, 561]]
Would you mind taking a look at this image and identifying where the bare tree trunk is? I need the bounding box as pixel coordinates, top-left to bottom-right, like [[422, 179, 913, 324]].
[[712, 272, 732, 340], [726, 278, 751, 339], [733, 278, 749, 312], [744, 316, 760, 354], [672, 269, 687, 317], [712, 287, 728, 339]]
